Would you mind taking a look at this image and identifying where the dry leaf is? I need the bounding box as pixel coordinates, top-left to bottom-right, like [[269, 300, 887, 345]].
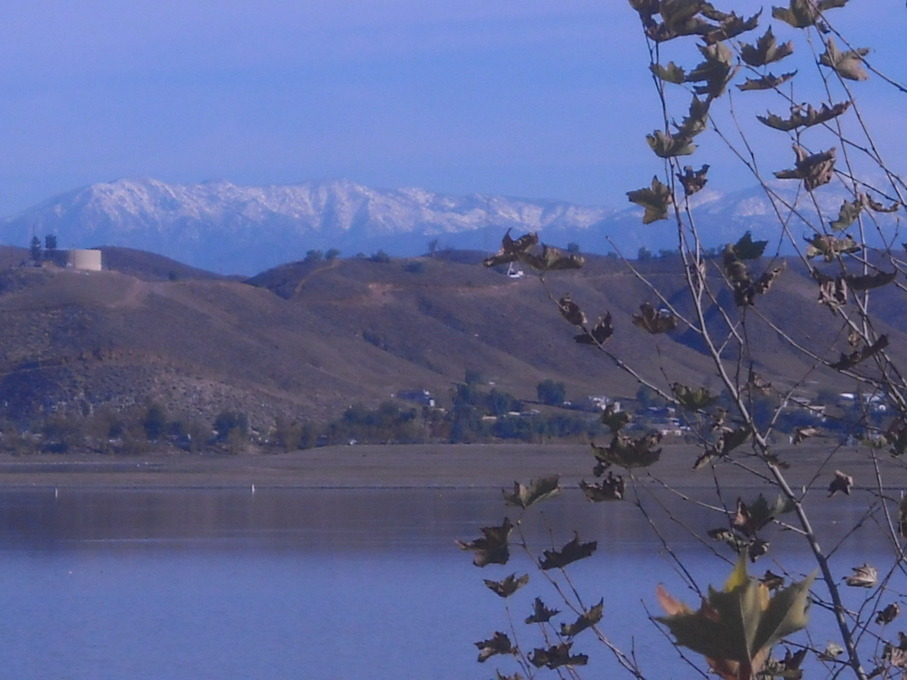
[[844, 563, 877, 588], [827, 470, 853, 497]]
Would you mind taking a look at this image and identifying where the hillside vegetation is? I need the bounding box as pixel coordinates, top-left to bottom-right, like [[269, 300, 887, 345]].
[[0, 244, 901, 452]]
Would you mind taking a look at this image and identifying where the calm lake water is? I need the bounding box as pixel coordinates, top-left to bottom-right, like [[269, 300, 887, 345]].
[[0, 486, 898, 679]]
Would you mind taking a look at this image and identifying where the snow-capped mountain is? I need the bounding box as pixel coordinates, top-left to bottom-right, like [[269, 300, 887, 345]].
[[0, 178, 616, 274], [0, 177, 899, 275]]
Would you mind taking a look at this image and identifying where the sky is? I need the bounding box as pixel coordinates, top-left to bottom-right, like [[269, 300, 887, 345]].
[[0, 1, 904, 216]]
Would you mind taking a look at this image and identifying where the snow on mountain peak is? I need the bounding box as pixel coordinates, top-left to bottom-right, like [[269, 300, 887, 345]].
[[0, 178, 614, 274]]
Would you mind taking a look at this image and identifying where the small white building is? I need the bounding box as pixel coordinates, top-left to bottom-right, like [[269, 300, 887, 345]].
[[65, 249, 103, 271], [46, 248, 103, 271]]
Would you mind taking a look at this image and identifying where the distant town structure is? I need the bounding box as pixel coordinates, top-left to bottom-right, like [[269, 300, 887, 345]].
[[396, 389, 436, 407]]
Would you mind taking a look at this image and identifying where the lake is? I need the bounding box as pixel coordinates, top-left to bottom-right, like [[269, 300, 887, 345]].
[[0, 486, 898, 679]]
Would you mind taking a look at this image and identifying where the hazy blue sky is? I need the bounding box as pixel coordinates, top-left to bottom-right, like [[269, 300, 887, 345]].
[[0, 1, 904, 215]]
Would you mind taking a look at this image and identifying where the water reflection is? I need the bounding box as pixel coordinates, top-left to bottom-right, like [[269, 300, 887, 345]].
[[0, 487, 899, 680]]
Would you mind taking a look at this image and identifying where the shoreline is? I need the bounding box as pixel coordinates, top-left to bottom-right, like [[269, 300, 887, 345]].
[[0, 441, 880, 491], [0, 443, 593, 490]]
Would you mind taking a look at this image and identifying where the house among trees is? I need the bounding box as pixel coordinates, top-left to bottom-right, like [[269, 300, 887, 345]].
[[395, 389, 436, 407]]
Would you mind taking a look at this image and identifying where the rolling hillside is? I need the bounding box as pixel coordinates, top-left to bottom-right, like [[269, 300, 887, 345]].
[[0, 245, 901, 434]]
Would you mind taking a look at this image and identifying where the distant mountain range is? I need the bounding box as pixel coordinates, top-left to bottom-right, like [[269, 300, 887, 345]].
[[0, 177, 893, 275]]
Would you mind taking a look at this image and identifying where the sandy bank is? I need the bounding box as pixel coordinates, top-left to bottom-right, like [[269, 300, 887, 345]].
[[0, 441, 877, 491]]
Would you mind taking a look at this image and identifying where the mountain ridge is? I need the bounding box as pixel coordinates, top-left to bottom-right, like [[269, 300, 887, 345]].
[[0, 177, 895, 275], [0, 178, 615, 274]]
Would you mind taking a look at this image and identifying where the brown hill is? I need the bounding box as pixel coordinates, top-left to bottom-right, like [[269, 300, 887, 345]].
[[0, 248, 900, 432]]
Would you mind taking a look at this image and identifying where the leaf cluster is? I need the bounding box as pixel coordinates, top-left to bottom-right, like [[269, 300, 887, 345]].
[[657, 556, 815, 680], [592, 431, 663, 470], [774, 145, 836, 191], [482, 230, 584, 272], [721, 233, 786, 307], [772, 0, 849, 30]]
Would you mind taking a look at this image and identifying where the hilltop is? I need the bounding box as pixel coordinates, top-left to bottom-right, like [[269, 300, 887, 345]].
[[0, 243, 902, 454]]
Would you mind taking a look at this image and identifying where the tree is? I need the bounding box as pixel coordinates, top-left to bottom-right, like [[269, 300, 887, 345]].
[[536, 379, 566, 406], [466, 4, 907, 679], [464, 369, 484, 386], [486, 388, 519, 417], [214, 411, 248, 442], [272, 416, 303, 452], [29, 236, 42, 264], [325, 248, 340, 261], [304, 249, 323, 262], [142, 402, 168, 441], [44, 234, 57, 252]]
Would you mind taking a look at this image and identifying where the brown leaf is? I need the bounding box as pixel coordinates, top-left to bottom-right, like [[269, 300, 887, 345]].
[[819, 37, 870, 81], [527, 245, 585, 271], [757, 101, 850, 131], [559, 599, 604, 637], [885, 644, 907, 670], [844, 563, 877, 588], [827, 469, 853, 497], [816, 273, 848, 307], [482, 230, 538, 268], [558, 294, 586, 326], [774, 144, 836, 191], [748, 368, 773, 394], [864, 194, 900, 213], [647, 129, 697, 158], [830, 335, 888, 370], [676, 164, 710, 196], [656, 556, 815, 679], [685, 40, 739, 98], [651, 60, 687, 84], [732, 497, 769, 537], [600, 403, 629, 432], [456, 517, 513, 567], [740, 26, 794, 66], [593, 431, 662, 469], [737, 71, 797, 91], [574, 313, 614, 345], [627, 176, 673, 224], [703, 9, 761, 44], [717, 427, 751, 456], [475, 631, 516, 662], [673, 383, 717, 410], [751, 262, 786, 298], [876, 603, 900, 625], [539, 533, 597, 570], [632, 302, 677, 333], [525, 597, 560, 624], [579, 472, 625, 502], [845, 270, 897, 291], [792, 426, 821, 445], [502, 476, 560, 509], [805, 233, 861, 261], [484, 573, 529, 598], [772, 0, 850, 29], [529, 642, 588, 669]]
